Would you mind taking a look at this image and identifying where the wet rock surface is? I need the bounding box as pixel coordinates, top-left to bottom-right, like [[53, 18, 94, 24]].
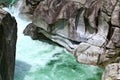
[[22, 0, 120, 79], [0, 9, 17, 80]]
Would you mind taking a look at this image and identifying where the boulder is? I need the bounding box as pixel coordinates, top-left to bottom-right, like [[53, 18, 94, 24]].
[[23, 23, 38, 39], [102, 63, 120, 80], [75, 43, 104, 65], [22, 0, 120, 79], [0, 9, 17, 80], [23, 0, 120, 66]]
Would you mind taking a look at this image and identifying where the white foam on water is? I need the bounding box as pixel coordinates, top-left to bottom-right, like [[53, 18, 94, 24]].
[[3, 1, 103, 80]]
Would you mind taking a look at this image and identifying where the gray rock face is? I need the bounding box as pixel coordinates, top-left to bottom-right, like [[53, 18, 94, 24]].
[[23, 0, 120, 64], [102, 63, 120, 80], [22, 0, 120, 79], [0, 9, 17, 80], [75, 43, 104, 65]]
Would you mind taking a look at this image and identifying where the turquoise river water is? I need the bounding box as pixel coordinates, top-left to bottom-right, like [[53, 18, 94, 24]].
[[3, 2, 103, 80]]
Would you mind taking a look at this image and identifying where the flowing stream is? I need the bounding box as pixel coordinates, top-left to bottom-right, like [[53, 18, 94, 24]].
[[3, 1, 103, 80]]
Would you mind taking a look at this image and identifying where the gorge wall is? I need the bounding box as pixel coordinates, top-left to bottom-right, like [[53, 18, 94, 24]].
[[21, 0, 120, 80], [0, 9, 17, 80]]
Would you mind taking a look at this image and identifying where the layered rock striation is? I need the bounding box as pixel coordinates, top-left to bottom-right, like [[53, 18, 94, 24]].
[[0, 9, 17, 80], [22, 0, 120, 80]]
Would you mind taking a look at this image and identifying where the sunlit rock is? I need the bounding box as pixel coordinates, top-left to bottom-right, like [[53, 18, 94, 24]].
[[23, 1, 120, 79], [102, 0, 117, 16], [111, 1, 120, 27], [102, 63, 120, 80], [75, 43, 104, 65]]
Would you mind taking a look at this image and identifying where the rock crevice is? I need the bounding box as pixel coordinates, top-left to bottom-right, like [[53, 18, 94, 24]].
[[22, 0, 120, 80]]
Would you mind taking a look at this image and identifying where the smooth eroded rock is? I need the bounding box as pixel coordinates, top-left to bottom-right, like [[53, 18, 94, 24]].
[[0, 9, 17, 80], [102, 63, 120, 80], [75, 43, 104, 65], [23, 0, 120, 79]]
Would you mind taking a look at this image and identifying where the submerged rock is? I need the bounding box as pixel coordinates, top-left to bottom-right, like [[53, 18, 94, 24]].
[[0, 9, 17, 80], [107, 28, 120, 48]]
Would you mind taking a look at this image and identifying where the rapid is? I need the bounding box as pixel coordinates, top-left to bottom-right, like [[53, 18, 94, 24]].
[[3, 0, 103, 80]]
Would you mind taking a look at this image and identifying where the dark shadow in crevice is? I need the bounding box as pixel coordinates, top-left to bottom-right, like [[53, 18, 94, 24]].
[[107, 21, 114, 41]]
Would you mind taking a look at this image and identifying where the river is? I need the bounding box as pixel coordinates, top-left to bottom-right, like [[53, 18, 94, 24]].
[[3, 1, 103, 80]]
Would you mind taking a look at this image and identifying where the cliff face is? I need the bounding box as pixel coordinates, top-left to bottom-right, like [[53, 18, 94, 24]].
[[22, 0, 120, 80], [0, 9, 17, 80]]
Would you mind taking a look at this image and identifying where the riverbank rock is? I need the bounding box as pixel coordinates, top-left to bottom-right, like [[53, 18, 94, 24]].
[[102, 63, 120, 80], [0, 9, 17, 80], [23, 0, 112, 64], [23, 0, 120, 65], [23, 0, 120, 79], [75, 42, 104, 65]]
